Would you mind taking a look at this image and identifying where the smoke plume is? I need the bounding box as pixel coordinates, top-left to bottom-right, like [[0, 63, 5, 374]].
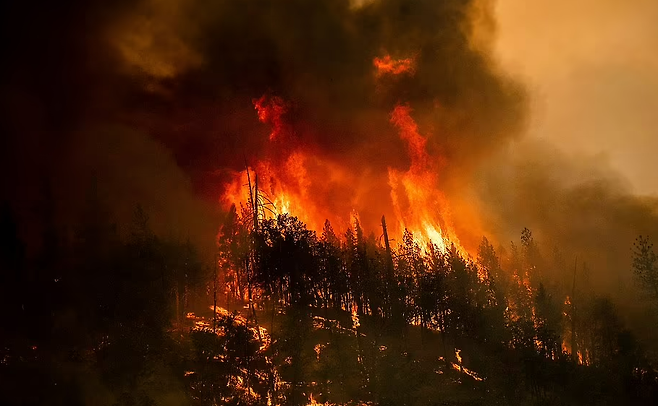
[[2, 0, 657, 307]]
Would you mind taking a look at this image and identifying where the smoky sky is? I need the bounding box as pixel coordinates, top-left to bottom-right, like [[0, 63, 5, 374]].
[[4, 0, 525, 172], [494, 0, 658, 195], [3, 0, 658, 308], [115, 0, 527, 188], [0, 0, 527, 253]]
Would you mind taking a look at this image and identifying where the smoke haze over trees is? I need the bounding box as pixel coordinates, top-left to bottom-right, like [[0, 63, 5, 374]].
[[1, 0, 658, 405]]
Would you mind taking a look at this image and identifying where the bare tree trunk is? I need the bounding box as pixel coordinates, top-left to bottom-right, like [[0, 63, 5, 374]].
[[175, 285, 180, 330], [245, 169, 262, 343], [571, 257, 578, 363], [213, 255, 218, 333]]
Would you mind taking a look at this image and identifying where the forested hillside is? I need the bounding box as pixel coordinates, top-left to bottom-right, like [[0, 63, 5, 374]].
[[2, 198, 657, 405], [2, 1, 657, 405]]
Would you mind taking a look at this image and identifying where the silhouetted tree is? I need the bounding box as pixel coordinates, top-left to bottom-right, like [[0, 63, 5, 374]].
[[632, 235, 658, 306]]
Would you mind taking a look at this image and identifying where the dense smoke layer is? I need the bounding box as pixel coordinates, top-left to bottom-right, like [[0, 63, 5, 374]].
[[495, 0, 658, 195], [111, 0, 527, 215], [0, 0, 525, 253], [1, 0, 657, 302], [473, 140, 658, 291]]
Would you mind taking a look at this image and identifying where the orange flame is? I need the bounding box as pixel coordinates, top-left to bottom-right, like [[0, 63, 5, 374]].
[[388, 104, 462, 252], [221, 55, 467, 254], [221, 152, 354, 234], [373, 55, 416, 76], [253, 94, 289, 141]]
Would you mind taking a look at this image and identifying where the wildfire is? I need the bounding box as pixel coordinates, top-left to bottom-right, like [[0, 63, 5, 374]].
[[562, 295, 572, 354], [373, 55, 416, 76], [221, 55, 466, 254], [209, 305, 270, 351], [449, 349, 485, 381], [388, 103, 461, 252], [351, 303, 360, 329], [253, 94, 290, 141], [455, 348, 463, 364]]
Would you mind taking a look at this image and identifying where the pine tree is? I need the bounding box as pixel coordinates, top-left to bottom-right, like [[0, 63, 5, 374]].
[[632, 235, 658, 305]]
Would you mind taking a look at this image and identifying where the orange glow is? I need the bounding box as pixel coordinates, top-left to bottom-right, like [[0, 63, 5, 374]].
[[451, 348, 484, 381], [351, 302, 360, 329], [561, 295, 572, 355], [210, 305, 270, 351], [455, 348, 463, 364], [221, 55, 468, 255], [388, 103, 462, 253], [253, 94, 289, 141], [221, 152, 354, 234], [390, 104, 427, 171], [373, 55, 416, 76]]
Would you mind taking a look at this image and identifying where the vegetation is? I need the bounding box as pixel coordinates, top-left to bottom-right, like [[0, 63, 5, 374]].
[[1, 196, 658, 405]]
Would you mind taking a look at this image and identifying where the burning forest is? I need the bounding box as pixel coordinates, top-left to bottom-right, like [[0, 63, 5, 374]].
[[2, 0, 658, 405]]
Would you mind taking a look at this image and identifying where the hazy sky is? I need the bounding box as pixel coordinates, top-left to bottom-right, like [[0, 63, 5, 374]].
[[494, 0, 658, 194]]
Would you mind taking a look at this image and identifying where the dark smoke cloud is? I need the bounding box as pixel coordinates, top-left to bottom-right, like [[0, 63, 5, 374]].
[[472, 139, 658, 295], [0, 0, 218, 256], [110, 0, 527, 184], [487, 0, 658, 316], [467, 138, 658, 349], [0, 0, 526, 255], [1, 0, 657, 339]]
